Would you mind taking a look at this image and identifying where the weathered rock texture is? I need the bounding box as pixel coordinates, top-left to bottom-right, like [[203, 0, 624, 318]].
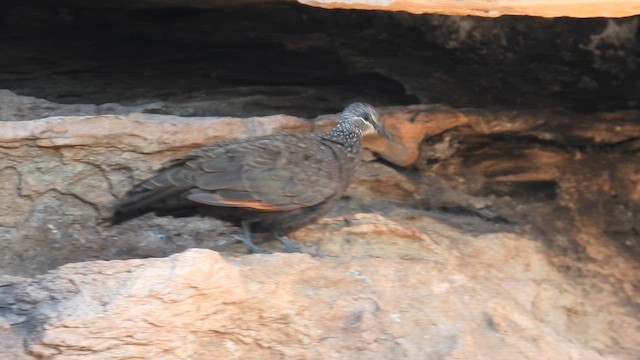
[[1, 222, 637, 359], [48, 0, 640, 18], [299, 0, 640, 18], [0, 101, 638, 358], [1, 104, 639, 269], [1, 5, 638, 119]]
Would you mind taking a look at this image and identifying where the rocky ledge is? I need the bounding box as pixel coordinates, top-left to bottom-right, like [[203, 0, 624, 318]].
[[0, 102, 638, 359], [0, 235, 628, 359]]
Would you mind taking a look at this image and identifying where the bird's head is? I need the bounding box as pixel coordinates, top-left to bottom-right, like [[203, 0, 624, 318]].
[[341, 102, 391, 139]]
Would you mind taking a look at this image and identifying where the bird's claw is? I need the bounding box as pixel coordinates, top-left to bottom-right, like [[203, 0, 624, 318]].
[[233, 235, 271, 254], [232, 233, 300, 254], [275, 235, 302, 253]]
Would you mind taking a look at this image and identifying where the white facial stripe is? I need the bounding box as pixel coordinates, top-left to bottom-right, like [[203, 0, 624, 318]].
[[362, 120, 376, 135]]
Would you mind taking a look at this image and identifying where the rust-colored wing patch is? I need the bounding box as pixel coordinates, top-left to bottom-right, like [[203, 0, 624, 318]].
[[187, 192, 285, 212]]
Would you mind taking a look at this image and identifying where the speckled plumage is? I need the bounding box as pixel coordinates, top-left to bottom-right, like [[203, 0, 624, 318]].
[[111, 103, 388, 253]]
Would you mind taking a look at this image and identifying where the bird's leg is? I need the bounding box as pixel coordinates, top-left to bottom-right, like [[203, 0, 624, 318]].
[[237, 220, 270, 254], [274, 233, 301, 253]]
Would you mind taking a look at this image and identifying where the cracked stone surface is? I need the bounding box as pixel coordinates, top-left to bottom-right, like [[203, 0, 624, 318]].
[[0, 102, 638, 358], [1, 220, 637, 359], [1, 6, 638, 119], [299, 0, 640, 18], [1, 104, 639, 276], [41, 0, 640, 18]]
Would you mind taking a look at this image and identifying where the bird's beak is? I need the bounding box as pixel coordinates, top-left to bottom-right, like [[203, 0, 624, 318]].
[[375, 123, 392, 140]]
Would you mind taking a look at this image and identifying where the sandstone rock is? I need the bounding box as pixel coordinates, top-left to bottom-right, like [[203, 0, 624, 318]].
[[317, 105, 640, 166], [347, 162, 417, 203], [0, 105, 638, 359], [44, 0, 640, 18], [1, 106, 639, 278], [0, 108, 415, 277], [2, 8, 637, 117], [0, 112, 309, 151], [298, 0, 640, 18], [0, 2, 638, 357], [1, 210, 637, 359], [0, 90, 165, 122]]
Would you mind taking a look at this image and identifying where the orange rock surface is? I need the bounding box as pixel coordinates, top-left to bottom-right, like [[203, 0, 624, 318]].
[[299, 0, 640, 18]]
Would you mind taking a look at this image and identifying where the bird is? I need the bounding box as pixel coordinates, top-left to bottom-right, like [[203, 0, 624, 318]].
[[110, 103, 390, 253]]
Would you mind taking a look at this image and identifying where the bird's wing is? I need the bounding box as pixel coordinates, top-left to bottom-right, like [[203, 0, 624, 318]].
[[123, 153, 201, 195], [186, 134, 341, 212], [110, 153, 204, 223]]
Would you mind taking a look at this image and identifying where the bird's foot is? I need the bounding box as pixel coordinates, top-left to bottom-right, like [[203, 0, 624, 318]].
[[275, 235, 302, 253], [233, 235, 271, 254]]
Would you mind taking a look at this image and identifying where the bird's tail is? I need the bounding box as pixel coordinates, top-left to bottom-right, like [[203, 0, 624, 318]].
[[108, 187, 183, 225]]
